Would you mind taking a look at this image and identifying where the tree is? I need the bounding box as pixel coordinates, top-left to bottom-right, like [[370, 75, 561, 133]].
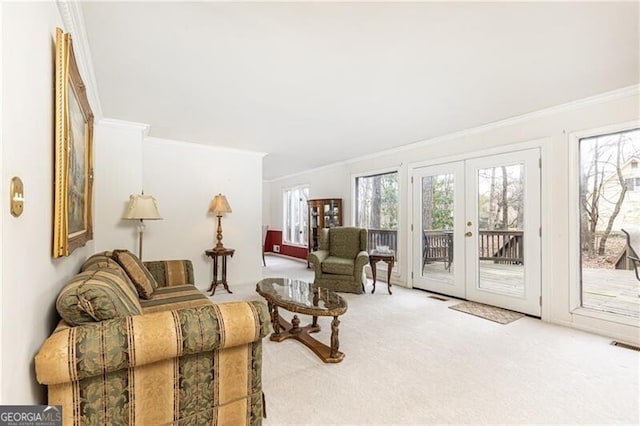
[[580, 129, 640, 257]]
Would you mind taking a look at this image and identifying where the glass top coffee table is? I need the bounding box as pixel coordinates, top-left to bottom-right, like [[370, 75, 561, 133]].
[[256, 278, 348, 363]]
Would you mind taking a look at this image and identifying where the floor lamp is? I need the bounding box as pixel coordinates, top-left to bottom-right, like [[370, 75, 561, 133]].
[[123, 194, 163, 259]]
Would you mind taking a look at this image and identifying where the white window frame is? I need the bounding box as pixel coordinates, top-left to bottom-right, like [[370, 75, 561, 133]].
[[568, 121, 640, 327], [351, 167, 401, 268], [282, 184, 309, 247]]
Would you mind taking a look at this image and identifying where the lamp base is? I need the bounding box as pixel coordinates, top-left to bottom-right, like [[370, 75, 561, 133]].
[[215, 215, 225, 249]]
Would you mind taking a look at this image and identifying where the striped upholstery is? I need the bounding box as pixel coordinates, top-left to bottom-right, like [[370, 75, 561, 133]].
[[81, 253, 141, 299], [140, 285, 212, 313], [112, 250, 159, 299], [36, 302, 269, 425], [144, 259, 194, 287], [56, 268, 143, 326], [81, 252, 120, 272], [39, 253, 269, 425]]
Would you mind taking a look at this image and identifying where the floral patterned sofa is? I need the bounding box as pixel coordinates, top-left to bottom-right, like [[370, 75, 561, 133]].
[[35, 250, 269, 425]]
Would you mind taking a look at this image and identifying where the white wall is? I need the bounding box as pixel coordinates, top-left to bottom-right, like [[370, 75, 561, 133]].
[[143, 138, 264, 290], [93, 119, 146, 253], [0, 2, 96, 403], [262, 181, 271, 226], [265, 89, 640, 344]]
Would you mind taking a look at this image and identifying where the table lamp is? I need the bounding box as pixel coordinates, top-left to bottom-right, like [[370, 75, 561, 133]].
[[209, 193, 232, 249]]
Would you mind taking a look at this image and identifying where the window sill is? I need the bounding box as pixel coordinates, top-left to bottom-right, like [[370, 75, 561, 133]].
[[283, 243, 308, 249], [571, 306, 639, 327]]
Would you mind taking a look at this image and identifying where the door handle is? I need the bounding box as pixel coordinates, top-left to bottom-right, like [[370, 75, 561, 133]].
[[465, 231, 473, 237]]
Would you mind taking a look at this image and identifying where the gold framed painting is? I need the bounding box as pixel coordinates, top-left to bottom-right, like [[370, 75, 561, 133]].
[[53, 28, 94, 258]]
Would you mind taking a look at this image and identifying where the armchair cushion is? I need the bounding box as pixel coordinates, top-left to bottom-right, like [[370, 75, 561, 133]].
[[112, 249, 159, 299], [321, 256, 355, 275], [56, 268, 143, 326], [329, 226, 366, 259]]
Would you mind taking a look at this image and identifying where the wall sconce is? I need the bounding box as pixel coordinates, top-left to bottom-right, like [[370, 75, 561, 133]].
[[122, 194, 162, 259], [209, 193, 232, 249], [10, 177, 24, 217]]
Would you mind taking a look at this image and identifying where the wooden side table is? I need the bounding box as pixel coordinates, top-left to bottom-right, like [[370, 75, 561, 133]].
[[205, 247, 235, 295], [369, 250, 394, 295]]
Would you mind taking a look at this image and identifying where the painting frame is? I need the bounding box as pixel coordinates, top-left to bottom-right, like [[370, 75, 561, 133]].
[[53, 28, 94, 258]]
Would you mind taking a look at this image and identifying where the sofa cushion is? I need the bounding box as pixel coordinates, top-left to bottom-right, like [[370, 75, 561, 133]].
[[56, 268, 143, 326], [321, 256, 355, 275], [80, 252, 120, 272], [112, 249, 159, 299], [81, 252, 141, 296], [139, 285, 211, 313], [143, 260, 194, 287]]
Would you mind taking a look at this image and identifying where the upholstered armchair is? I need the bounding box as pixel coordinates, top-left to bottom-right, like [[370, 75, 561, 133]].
[[308, 227, 369, 294]]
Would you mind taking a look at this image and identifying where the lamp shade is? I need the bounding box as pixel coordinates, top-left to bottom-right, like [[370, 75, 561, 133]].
[[123, 194, 162, 220], [209, 193, 232, 216]]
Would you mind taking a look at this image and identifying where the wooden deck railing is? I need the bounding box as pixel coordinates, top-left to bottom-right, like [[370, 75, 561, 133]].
[[422, 229, 524, 265], [478, 230, 523, 264], [367, 229, 398, 255], [366, 229, 523, 264]]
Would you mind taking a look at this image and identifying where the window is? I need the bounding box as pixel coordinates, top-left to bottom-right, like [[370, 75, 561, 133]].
[[355, 171, 399, 257], [623, 177, 640, 192], [578, 127, 640, 319], [283, 185, 309, 246]]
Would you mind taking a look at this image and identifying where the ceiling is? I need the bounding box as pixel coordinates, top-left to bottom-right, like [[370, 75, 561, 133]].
[[81, 1, 639, 180]]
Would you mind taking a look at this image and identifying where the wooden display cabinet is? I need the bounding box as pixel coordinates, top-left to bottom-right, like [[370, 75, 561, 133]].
[[308, 198, 343, 257]]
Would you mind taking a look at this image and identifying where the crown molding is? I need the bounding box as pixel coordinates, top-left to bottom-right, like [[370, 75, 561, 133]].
[[99, 118, 150, 135], [146, 137, 268, 158], [56, 0, 103, 120], [344, 85, 640, 166], [266, 84, 640, 183]]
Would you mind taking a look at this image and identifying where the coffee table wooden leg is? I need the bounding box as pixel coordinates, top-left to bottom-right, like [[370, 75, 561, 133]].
[[269, 304, 281, 336], [330, 316, 340, 358], [311, 315, 318, 328], [291, 315, 301, 333]]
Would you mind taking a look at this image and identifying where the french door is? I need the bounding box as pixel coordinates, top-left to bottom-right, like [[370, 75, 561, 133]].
[[412, 149, 541, 316]]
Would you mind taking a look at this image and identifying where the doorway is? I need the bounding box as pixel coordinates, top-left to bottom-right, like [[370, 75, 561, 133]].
[[412, 148, 541, 316]]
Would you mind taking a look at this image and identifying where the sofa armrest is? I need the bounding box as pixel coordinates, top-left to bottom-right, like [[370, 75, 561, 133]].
[[144, 259, 194, 287], [35, 300, 269, 386]]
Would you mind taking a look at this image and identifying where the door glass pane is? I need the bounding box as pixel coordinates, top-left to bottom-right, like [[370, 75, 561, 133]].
[[579, 128, 640, 319], [421, 173, 455, 285], [476, 164, 525, 296]]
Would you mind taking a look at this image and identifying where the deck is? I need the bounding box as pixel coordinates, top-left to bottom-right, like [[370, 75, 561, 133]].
[[421, 262, 640, 319]]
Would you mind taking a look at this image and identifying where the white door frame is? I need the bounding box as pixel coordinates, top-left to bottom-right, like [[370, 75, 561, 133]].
[[408, 138, 550, 318], [412, 161, 466, 298], [464, 149, 541, 316]]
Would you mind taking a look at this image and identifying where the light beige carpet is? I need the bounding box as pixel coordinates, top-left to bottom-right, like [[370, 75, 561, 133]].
[[448, 300, 525, 324], [209, 255, 640, 425]]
